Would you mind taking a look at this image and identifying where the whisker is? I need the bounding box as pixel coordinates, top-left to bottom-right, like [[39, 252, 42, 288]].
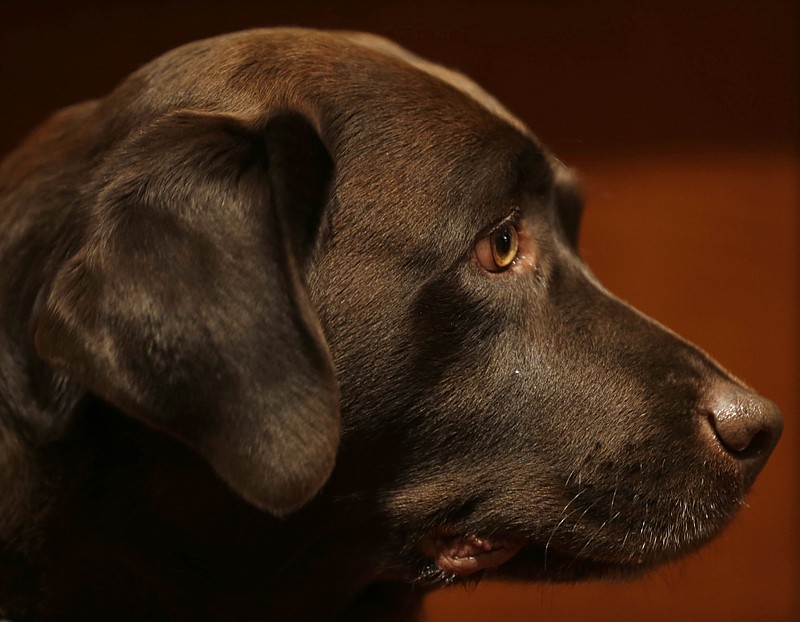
[[544, 489, 586, 571]]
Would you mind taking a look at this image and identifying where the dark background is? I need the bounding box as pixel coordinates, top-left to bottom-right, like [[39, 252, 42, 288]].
[[1, 1, 797, 620]]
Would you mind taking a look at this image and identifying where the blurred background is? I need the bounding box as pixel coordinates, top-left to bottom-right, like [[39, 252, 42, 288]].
[[1, 1, 797, 620]]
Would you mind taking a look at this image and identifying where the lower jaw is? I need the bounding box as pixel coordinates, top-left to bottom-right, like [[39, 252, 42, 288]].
[[417, 512, 730, 584], [418, 538, 672, 585], [499, 545, 657, 582]]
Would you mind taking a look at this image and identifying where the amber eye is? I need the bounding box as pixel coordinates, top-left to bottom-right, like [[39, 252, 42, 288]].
[[475, 222, 519, 272]]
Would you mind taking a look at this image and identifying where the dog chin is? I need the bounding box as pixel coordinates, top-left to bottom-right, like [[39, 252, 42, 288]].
[[416, 538, 679, 586], [416, 539, 652, 586], [497, 545, 658, 582]]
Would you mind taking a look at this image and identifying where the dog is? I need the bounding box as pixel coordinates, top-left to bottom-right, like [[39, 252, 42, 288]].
[[0, 28, 783, 621]]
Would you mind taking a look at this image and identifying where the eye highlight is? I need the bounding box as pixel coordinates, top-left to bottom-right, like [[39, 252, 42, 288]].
[[475, 222, 519, 272]]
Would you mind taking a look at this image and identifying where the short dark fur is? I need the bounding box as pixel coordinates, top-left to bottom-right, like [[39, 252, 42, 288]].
[[0, 28, 781, 621]]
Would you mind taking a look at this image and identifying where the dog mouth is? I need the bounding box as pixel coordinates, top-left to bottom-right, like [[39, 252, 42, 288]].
[[418, 531, 657, 584], [419, 532, 525, 577]]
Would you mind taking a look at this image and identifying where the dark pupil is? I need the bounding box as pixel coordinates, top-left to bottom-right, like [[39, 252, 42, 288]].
[[494, 228, 512, 256]]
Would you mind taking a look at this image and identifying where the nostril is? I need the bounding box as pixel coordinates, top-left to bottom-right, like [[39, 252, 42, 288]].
[[706, 387, 783, 459]]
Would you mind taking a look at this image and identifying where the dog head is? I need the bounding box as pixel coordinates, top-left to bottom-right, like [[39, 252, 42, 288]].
[[3, 28, 782, 603]]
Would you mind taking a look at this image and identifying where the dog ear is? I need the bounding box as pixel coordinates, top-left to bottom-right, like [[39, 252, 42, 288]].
[[34, 111, 339, 517]]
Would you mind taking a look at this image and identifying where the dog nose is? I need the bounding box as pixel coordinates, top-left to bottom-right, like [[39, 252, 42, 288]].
[[704, 383, 783, 461]]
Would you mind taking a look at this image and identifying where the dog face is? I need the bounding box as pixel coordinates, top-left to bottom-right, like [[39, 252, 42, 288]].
[[291, 33, 782, 583], [0, 28, 782, 615]]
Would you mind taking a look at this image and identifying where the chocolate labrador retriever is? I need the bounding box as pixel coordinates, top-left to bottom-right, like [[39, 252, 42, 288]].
[[0, 28, 783, 621]]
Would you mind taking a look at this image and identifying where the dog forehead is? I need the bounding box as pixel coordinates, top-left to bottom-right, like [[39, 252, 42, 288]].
[[297, 31, 550, 250], [338, 31, 529, 135], [213, 29, 527, 140], [224, 29, 526, 128]]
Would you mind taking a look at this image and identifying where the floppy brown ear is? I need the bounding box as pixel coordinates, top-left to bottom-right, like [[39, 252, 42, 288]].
[[34, 111, 339, 517]]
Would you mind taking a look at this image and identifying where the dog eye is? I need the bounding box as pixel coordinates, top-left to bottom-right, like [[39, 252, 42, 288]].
[[475, 223, 519, 272]]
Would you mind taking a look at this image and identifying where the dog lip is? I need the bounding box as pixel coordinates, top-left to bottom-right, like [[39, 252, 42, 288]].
[[420, 533, 524, 577]]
